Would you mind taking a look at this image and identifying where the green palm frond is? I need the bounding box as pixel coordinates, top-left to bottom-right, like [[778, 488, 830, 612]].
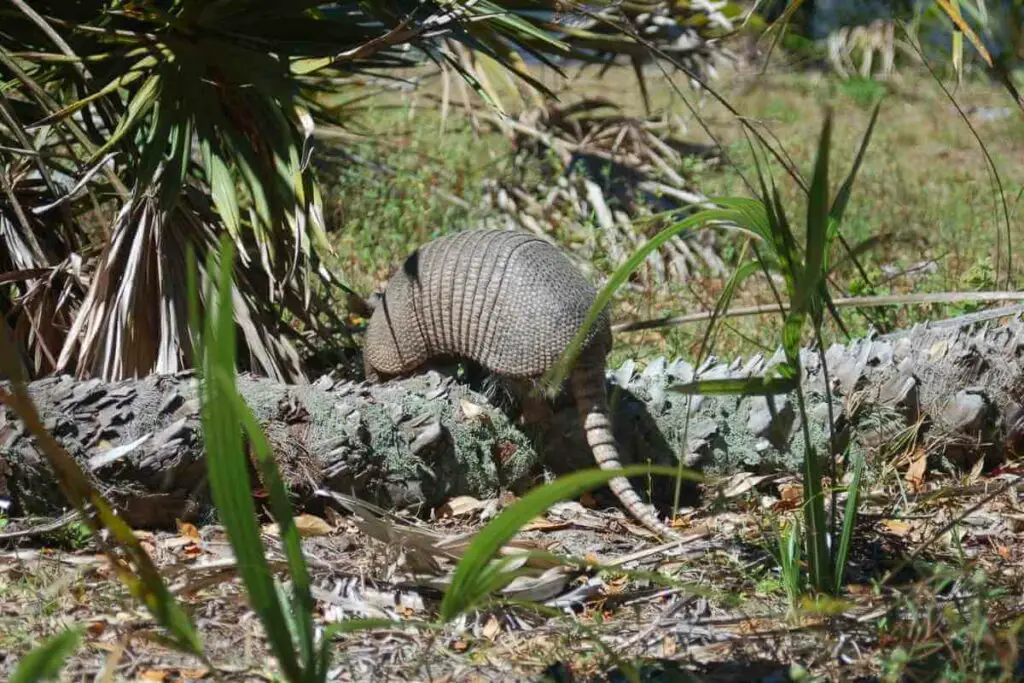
[[0, 1, 734, 381]]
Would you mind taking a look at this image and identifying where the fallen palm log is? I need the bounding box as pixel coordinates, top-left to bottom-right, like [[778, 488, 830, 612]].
[[2, 310, 1024, 528]]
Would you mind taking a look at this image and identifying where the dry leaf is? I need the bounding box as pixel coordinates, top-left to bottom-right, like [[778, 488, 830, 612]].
[[460, 399, 489, 423], [882, 519, 911, 537], [579, 491, 598, 508], [967, 454, 985, 484], [437, 496, 486, 518], [778, 483, 803, 509], [161, 535, 196, 549], [520, 517, 570, 532], [294, 514, 333, 537], [265, 514, 333, 538], [482, 616, 501, 641], [176, 520, 200, 540], [607, 575, 628, 593], [905, 448, 928, 492], [721, 472, 776, 499]]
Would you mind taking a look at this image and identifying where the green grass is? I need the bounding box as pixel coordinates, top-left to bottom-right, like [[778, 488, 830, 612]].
[[316, 110, 499, 293], [320, 65, 1024, 368]]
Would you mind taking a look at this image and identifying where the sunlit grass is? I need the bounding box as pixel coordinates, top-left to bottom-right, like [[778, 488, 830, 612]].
[[322, 66, 1024, 368]]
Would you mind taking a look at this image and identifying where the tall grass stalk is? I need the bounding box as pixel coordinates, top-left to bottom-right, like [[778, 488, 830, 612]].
[[553, 104, 879, 596]]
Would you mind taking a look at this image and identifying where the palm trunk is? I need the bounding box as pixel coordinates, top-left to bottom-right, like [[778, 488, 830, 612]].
[[2, 310, 1021, 527]]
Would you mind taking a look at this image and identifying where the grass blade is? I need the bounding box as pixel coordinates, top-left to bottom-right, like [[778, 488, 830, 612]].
[[544, 207, 746, 393], [202, 140, 242, 237], [235, 396, 316, 671], [670, 374, 799, 397], [834, 449, 866, 593], [88, 73, 162, 164], [829, 101, 881, 232], [777, 517, 802, 614], [193, 238, 303, 681], [803, 110, 832, 301], [440, 464, 701, 621], [10, 627, 83, 683]]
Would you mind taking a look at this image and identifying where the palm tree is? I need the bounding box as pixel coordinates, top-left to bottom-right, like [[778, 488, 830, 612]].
[[0, 1, 738, 382]]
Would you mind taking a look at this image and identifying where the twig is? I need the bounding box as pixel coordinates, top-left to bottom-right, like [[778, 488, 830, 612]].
[[0, 510, 79, 541]]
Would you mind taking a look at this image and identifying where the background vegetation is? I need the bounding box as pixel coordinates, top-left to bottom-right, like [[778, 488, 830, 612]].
[[4, 1, 1024, 681]]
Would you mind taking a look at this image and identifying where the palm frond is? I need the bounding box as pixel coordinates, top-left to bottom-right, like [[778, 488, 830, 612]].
[[0, 1, 734, 381]]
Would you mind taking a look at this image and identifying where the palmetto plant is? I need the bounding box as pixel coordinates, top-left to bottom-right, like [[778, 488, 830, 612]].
[[0, 1, 736, 383]]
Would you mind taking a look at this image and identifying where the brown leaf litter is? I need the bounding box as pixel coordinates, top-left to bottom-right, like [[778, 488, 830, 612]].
[[3, 466, 1024, 681]]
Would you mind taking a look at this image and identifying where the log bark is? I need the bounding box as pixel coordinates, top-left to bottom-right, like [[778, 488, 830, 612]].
[[3, 310, 1023, 527]]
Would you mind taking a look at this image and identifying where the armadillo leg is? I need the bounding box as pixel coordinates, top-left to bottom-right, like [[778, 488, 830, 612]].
[[570, 363, 680, 540], [362, 354, 381, 383]]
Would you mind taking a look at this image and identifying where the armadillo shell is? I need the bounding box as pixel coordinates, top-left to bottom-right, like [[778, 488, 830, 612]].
[[364, 229, 612, 379]]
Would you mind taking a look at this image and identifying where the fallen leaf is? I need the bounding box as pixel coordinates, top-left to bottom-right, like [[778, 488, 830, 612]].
[[721, 472, 777, 499], [482, 616, 501, 641], [967, 454, 985, 484], [162, 536, 197, 550], [579, 491, 598, 508], [607, 575, 628, 593], [437, 496, 486, 518], [460, 399, 489, 423], [265, 514, 333, 538], [294, 514, 333, 537], [778, 483, 803, 509], [882, 519, 911, 537], [520, 517, 570, 532], [905, 448, 928, 492], [176, 520, 200, 540]]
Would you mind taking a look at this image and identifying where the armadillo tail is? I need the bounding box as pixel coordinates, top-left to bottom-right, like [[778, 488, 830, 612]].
[[570, 363, 680, 540]]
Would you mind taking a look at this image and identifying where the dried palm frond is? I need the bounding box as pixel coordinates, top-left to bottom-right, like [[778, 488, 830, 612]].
[[429, 1, 744, 116], [480, 98, 726, 285], [825, 19, 920, 80]]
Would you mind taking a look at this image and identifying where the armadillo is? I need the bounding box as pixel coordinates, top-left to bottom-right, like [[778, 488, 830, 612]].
[[362, 228, 678, 539]]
